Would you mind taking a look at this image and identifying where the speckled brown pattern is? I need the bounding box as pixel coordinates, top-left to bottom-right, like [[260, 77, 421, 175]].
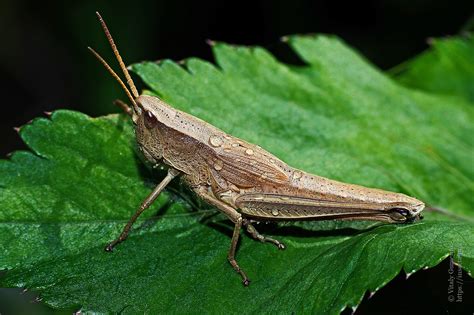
[[135, 95, 424, 225], [93, 13, 425, 285]]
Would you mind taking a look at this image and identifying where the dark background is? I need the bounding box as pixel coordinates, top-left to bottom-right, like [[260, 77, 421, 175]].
[[0, 0, 473, 314]]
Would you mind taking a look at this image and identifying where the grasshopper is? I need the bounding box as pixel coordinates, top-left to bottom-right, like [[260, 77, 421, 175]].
[[89, 12, 425, 285]]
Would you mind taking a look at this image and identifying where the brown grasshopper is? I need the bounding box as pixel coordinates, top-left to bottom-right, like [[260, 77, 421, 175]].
[[89, 12, 424, 285]]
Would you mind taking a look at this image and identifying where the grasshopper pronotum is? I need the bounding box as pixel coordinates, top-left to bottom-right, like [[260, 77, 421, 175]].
[[89, 12, 424, 285]]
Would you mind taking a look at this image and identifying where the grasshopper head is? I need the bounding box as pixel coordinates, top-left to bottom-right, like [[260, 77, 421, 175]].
[[133, 95, 175, 126], [132, 95, 178, 164]]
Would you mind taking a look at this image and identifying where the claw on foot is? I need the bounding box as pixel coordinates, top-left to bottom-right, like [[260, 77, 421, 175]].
[[242, 279, 250, 286], [104, 243, 115, 252]]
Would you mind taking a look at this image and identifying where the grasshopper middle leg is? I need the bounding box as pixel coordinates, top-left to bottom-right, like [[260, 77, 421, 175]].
[[244, 222, 286, 250]]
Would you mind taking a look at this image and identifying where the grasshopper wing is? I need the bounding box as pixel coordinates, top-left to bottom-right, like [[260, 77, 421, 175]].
[[200, 142, 289, 189]]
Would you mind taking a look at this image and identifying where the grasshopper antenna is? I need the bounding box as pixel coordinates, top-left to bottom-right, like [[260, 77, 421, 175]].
[[88, 46, 137, 114], [95, 11, 139, 98]]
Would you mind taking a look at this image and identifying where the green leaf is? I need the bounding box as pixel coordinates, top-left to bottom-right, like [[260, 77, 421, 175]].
[[1, 35, 473, 314], [390, 33, 474, 102]]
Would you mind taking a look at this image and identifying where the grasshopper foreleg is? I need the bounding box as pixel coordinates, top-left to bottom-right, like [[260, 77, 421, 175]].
[[195, 187, 250, 286], [113, 99, 132, 116], [105, 168, 180, 252], [244, 222, 286, 250]]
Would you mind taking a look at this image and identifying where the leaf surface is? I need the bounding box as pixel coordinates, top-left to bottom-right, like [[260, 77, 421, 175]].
[[391, 34, 474, 102], [1, 35, 473, 314]]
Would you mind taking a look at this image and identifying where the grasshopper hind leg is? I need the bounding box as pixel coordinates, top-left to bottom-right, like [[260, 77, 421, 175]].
[[228, 217, 250, 286], [245, 222, 286, 250], [194, 187, 251, 286]]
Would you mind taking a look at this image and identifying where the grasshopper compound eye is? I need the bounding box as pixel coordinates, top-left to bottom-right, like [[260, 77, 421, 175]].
[[144, 111, 158, 129]]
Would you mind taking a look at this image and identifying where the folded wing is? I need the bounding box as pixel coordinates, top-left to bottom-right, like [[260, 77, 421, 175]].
[[199, 142, 289, 189]]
